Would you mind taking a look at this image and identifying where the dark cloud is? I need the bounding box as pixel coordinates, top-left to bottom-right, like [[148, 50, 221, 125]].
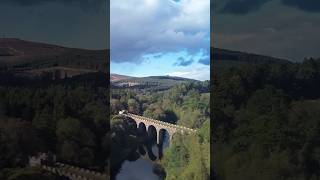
[[174, 57, 194, 66], [220, 0, 270, 15], [1, 0, 106, 12], [153, 54, 163, 59], [198, 57, 210, 65], [213, 0, 320, 15], [281, 0, 320, 13]]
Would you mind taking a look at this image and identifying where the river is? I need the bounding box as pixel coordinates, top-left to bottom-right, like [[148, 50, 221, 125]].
[[115, 130, 170, 180]]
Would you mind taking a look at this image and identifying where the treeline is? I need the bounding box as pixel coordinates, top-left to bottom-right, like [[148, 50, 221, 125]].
[[213, 58, 320, 180], [112, 76, 196, 91], [111, 81, 210, 128], [0, 73, 109, 179], [1, 50, 109, 73]]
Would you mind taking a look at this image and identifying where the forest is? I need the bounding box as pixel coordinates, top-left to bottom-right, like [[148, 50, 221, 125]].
[[0, 69, 210, 179], [0, 72, 109, 179], [110, 80, 210, 180], [213, 58, 320, 180]]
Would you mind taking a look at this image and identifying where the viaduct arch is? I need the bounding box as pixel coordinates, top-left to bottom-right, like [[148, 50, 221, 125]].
[[119, 110, 197, 144]]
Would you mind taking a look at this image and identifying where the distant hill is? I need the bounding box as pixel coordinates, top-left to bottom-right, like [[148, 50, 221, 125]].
[[0, 38, 108, 69], [0, 39, 293, 81], [0, 38, 68, 58], [0, 38, 108, 79], [111, 74, 198, 90], [212, 47, 291, 71], [111, 74, 132, 82]]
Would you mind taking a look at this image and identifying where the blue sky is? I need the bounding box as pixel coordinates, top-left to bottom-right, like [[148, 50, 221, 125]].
[[110, 0, 210, 81]]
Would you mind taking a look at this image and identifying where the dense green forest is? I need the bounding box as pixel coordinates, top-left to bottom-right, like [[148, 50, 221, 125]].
[[213, 58, 320, 180], [0, 73, 109, 179], [110, 81, 210, 180]]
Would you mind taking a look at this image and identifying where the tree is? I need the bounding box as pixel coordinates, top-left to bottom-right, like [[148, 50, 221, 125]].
[[127, 98, 140, 114], [55, 117, 95, 165], [0, 118, 42, 169], [110, 99, 123, 114]]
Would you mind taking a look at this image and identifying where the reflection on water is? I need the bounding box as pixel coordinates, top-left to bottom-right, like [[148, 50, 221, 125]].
[[116, 158, 160, 180], [116, 132, 169, 180]]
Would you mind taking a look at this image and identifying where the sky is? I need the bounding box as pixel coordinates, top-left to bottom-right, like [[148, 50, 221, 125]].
[[212, 0, 320, 62], [0, 0, 108, 50], [2, 0, 318, 77], [110, 0, 210, 81]]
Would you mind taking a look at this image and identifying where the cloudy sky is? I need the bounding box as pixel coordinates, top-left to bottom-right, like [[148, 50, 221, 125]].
[[0, 0, 108, 49], [110, 0, 210, 81], [212, 0, 320, 62]]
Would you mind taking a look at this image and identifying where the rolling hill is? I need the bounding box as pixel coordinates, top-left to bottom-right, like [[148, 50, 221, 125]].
[[110, 48, 290, 90], [0, 38, 293, 81], [0, 38, 108, 78], [111, 74, 132, 82], [212, 47, 290, 63], [111, 74, 198, 90], [211, 47, 291, 72]]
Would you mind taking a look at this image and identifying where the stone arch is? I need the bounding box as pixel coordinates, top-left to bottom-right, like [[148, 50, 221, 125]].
[[147, 125, 157, 144], [138, 122, 147, 132], [158, 128, 171, 159], [137, 122, 147, 138], [124, 117, 138, 128], [159, 128, 170, 146]]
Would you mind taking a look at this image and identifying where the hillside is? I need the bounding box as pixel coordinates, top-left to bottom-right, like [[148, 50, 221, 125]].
[[0, 38, 67, 58], [212, 47, 290, 63], [111, 74, 198, 91], [0, 38, 108, 78], [111, 74, 132, 82], [0, 39, 293, 80], [212, 47, 291, 72]]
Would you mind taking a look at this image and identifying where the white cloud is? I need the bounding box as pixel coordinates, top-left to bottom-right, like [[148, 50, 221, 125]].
[[110, 0, 210, 63]]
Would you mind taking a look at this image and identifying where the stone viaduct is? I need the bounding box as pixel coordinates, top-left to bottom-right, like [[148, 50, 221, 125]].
[[119, 110, 197, 144]]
